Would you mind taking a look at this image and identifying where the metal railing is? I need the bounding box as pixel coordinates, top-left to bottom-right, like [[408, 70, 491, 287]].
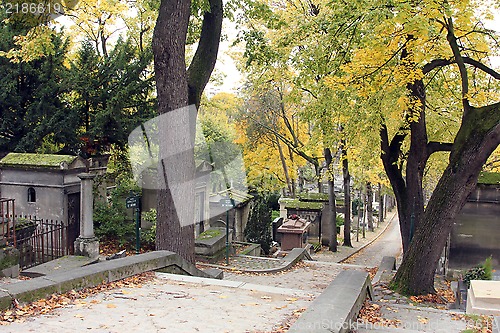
[[0, 198, 16, 246], [15, 218, 74, 269]]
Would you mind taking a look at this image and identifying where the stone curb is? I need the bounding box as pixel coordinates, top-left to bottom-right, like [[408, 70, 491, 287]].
[[494, 317, 499, 333], [155, 272, 316, 298], [197, 247, 310, 273], [0, 251, 218, 310], [338, 210, 398, 263], [287, 269, 373, 333]]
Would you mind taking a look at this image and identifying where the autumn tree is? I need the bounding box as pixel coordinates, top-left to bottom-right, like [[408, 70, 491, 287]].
[[324, 0, 500, 294]]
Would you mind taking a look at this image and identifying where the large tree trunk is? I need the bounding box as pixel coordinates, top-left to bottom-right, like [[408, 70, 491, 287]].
[[152, 0, 193, 261], [342, 146, 352, 247], [380, 76, 428, 254], [392, 104, 500, 295], [324, 148, 337, 252], [152, 0, 222, 263]]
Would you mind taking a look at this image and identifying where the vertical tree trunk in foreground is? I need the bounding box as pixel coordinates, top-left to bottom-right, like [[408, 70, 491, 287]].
[[152, 0, 222, 263]]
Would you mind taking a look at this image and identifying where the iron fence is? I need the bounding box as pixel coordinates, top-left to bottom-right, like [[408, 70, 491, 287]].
[[14, 218, 74, 269]]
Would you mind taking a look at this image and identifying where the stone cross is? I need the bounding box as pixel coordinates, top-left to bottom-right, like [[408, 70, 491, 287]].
[[74, 173, 99, 258]]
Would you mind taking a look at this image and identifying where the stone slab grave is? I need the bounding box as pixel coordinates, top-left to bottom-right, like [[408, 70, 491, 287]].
[[466, 280, 500, 316], [22, 255, 98, 278], [195, 227, 232, 262]]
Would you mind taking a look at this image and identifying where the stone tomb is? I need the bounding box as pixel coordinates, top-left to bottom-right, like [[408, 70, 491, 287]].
[[466, 280, 500, 316], [277, 216, 311, 251]]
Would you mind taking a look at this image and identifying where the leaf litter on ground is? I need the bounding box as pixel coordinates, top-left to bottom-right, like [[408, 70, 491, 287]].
[[0, 271, 155, 325]]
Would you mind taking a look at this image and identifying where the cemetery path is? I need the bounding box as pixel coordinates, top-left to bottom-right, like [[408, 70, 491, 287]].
[[343, 215, 403, 268], [1, 272, 314, 333]]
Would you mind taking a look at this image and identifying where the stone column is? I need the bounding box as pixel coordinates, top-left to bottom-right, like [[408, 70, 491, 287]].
[[74, 173, 99, 258]]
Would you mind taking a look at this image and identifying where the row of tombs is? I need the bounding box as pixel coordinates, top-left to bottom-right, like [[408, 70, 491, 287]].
[[0, 152, 498, 276]]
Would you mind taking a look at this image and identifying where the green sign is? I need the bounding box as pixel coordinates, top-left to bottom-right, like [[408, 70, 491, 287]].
[[126, 196, 138, 208], [220, 198, 234, 207]]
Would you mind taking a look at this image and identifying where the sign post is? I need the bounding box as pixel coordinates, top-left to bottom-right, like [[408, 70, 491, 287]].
[[126, 192, 141, 254], [220, 197, 235, 265]]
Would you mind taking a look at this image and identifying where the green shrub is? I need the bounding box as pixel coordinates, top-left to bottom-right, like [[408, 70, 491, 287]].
[[463, 257, 493, 288], [244, 196, 272, 255], [140, 209, 156, 250], [336, 215, 344, 227], [94, 200, 135, 247], [94, 177, 137, 247], [352, 198, 362, 215]]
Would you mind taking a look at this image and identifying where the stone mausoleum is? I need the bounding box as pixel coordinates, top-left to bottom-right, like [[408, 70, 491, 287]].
[[0, 153, 88, 224]]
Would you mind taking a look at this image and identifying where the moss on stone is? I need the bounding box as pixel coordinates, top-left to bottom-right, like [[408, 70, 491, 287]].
[[0, 247, 20, 270], [0, 153, 77, 168], [280, 199, 324, 210], [197, 229, 222, 240]]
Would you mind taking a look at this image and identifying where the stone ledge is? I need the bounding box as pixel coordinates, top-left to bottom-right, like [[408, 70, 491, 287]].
[[372, 256, 396, 285], [199, 247, 311, 273], [288, 270, 373, 333], [0, 251, 219, 310]]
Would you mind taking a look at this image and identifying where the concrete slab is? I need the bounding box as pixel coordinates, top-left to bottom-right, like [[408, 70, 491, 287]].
[[373, 256, 396, 284], [288, 269, 372, 333], [3, 274, 312, 333], [22, 256, 98, 278], [1, 277, 61, 305], [156, 272, 313, 297], [467, 280, 500, 316]]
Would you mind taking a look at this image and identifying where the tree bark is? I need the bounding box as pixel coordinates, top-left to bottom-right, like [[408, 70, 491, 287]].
[[276, 134, 293, 195], [152, 0, 222, 263], [152, 0, 193, 262], [324, 148, 337, 252], [392, 104, 500, 295]]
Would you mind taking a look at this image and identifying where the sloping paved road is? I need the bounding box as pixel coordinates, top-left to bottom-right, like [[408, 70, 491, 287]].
[[345, 215, 403, 268]]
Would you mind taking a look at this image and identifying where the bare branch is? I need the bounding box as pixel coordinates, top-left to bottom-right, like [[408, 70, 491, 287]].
[[427, 141, 453, 157], [445, 17, 470, 113], [463, 57, 500, 79]]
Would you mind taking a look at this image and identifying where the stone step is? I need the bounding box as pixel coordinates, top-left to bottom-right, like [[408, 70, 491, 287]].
[[359, 301, 467, 333], [467, 280, 500, 316]]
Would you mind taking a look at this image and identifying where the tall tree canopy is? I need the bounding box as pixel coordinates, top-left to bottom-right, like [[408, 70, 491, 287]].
[[234, 0, 499, 294]]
